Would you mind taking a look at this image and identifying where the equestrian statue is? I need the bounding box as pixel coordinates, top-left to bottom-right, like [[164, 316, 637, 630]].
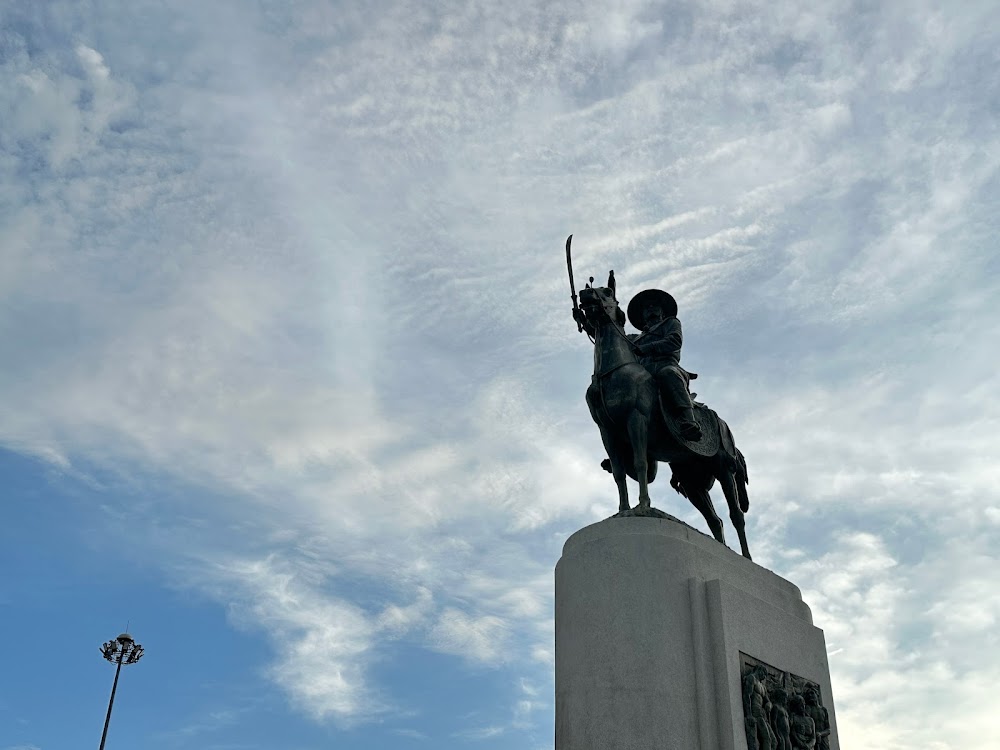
[[566, 235, 752, 559]]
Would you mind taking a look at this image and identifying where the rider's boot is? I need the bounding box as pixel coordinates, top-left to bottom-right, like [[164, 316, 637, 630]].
[[654, 366, 703, 441], [676, 407, 702, 442]]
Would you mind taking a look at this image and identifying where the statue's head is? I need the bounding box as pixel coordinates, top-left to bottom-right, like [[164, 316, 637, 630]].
[[579, 271, 626, 328], [804, 686, 820, 705], [789, 694, 806, 715], [626, 289, 678, 330]]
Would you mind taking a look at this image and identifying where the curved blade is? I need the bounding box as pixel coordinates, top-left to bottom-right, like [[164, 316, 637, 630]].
[[565, 234, 581, 331]]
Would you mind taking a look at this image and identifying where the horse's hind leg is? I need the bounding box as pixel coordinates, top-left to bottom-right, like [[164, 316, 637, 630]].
[[681, 481, 725, 545], [719, 470, 751, 560], [598, 426, 630, 513]]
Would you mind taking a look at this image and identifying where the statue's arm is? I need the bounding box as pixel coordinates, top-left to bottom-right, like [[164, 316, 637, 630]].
[[573, 307, 596, 335], [741, 674, 753, 717], [817, 707, 831, 735], [635, 318, 683, 355]]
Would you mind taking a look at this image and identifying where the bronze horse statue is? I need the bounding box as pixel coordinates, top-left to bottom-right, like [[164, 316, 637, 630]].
[[577, 274, 752, 559]]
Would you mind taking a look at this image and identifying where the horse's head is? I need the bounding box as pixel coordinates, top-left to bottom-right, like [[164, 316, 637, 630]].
[[579, 271, 626, 329]]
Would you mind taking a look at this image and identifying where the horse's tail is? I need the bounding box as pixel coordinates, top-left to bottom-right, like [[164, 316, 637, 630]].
[[717, 416, 749, 512], [735, 447, 749, 512], [736, 447, 748, 484]]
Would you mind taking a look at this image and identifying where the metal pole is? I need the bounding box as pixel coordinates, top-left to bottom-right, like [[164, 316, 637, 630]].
[[98, 648, 125, 750]]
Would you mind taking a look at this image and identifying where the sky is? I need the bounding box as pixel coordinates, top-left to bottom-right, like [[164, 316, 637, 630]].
[[1, 1, 998, 748]]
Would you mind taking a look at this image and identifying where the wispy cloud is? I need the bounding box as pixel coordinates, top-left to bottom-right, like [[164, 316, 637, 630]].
[[206, 555, 386, 724], [429, 608, 509, 666], [392, 727, 429, 740], [2, 0, 999, 746], [452, 725, 505, 740]]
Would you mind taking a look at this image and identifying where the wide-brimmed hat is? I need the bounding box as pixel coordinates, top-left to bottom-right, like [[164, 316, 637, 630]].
[[626, 289, 678, 329]]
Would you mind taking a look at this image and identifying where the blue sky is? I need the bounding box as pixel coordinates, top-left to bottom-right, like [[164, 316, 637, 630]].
[[2, 1, 999, 748]]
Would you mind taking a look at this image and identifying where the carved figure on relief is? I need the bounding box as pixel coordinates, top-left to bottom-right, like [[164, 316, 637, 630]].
[[789, 694, 817, 750], [743, 663, 777, 750], [805, 685, 831, 750], [770, 686, 792, 750]]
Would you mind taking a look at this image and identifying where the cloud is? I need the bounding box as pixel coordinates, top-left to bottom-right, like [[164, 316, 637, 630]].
[[154, 707, 250, 742], [779, 522, 1000, 749], [392, 728, 429, 740], [1, 38, 134, 169], [452, 725, 505, 740], [2, 0, 1000, 746], [512, 679, 547, 729], [210, 555, 385, 724], [448, 679, 547, 742], [429, 608, 510, 666], [377, 587, 435, 636]]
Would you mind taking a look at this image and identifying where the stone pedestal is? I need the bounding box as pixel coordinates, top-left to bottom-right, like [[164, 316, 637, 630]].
[[555, 517, 839, 750]]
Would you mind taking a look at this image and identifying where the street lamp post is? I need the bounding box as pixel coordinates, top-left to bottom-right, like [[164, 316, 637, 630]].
[[98, 632, 144, 750]]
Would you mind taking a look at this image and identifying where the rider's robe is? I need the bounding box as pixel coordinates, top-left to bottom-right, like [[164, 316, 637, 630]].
[[629, 317, 695, 411]]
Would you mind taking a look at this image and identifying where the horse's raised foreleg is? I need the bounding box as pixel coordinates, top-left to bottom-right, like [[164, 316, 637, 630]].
[[598, 425, 630, 513], [626, 411, 651, 510], [719, 469, 751, 560]]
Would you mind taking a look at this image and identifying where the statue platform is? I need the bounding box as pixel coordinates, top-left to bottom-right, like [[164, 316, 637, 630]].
[[555, 516, 839, 750]]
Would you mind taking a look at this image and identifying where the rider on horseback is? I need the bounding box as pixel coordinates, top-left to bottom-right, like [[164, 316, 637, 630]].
[[626, 289, 703, 442], [566, 254, 751, 556]]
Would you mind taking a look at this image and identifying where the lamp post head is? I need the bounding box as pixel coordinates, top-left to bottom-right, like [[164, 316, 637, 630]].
[[100, 633, 145, 665], [97, 631, 144, 750]]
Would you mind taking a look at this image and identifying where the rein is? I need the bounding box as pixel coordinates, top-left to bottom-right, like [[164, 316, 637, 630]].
[[584, 302, 645, 428], [586, 304, 640, 380], [588, 305, 641, 406], [593, 360, 634, 380]]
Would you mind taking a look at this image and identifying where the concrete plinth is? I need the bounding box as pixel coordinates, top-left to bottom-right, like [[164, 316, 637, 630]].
[[555, 517, 838, 750]]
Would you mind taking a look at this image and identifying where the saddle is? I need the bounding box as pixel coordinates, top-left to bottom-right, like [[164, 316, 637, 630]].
[[660, 400, 720, 457], [600, 400, 721, 475]]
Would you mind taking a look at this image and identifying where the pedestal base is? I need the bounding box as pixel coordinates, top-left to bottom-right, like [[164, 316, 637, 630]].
[[555, 517, 839, 750]]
